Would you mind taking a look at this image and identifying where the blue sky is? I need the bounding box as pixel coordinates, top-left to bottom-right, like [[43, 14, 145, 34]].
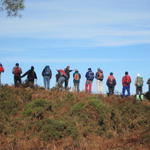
[[0, 0, 150, 94]]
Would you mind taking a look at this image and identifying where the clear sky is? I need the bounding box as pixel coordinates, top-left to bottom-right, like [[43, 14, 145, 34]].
[[0, 0, 150, 94]]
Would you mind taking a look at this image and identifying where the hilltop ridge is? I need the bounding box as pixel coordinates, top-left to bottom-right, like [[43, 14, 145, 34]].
[[0, 86, 150, 150]]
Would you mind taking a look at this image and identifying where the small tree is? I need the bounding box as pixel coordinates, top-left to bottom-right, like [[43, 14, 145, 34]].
[[0, 0, 24, 16]]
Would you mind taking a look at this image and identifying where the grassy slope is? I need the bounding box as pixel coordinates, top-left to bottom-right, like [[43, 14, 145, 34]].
[[0, 86, 150, 150]]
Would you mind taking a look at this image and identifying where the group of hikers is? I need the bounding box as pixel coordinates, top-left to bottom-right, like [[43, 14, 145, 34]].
[[0, 63, 150, 100]]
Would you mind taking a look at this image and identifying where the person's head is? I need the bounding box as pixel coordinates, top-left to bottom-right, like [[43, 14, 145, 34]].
[[31, 66, 34, 70], [45, 65, 50, 69], [16, 63, 19, 67], [0, 63, 2, 67], [88, 68, 91, 71], [66, 65, 70, 69], [125, 71, 128, 75], [110, 72, 113, 75]]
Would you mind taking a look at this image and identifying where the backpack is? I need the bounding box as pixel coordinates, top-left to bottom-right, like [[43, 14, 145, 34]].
[[108, 76, 115, 85], [136, 77, 143, 87], [124, 75, 131, 85], [97, 72, 103, 80], [88, 71, 94, 81], [44, 67, 51, 76], [0, 67, 4, 73], [74, 73, 80, 81], [14, 67, 21, 76]]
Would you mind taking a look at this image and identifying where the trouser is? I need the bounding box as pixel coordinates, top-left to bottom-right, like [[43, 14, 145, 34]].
[[108, 86, 115, 95], [136, 86, 143, 95], [85, 80, 92, 93], [43, 76, 50, 89], [58, 76, 65, 88], [14, 76, 21, 86], [27, 80, 34, 87], [122, 86, 130, 97], [96, 80, 104, 94], [65, 79, 69, 89], [74, 82, 80, 92]]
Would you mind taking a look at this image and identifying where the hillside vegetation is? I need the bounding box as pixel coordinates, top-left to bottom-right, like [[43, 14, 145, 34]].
[[0, 86, 150, 150]]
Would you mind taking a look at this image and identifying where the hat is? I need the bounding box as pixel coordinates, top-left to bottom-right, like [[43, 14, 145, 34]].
[[137, 73, 140, 77]]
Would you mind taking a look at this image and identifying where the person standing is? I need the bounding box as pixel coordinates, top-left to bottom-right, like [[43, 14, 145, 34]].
[[122, 72, 131, 97], [21, 66, 37, 87], [95, 68, 104, 94], [42, 65, 52, 90], [135, 74, 144, 100], [73, 69, 81, 92], [85, 68, 94, 93], [12, 63, 22, 86], [147, 78, 150, 93], [0, 63, 4, 86], [106, 72, 116, 95], [64, 66, 73, 89]]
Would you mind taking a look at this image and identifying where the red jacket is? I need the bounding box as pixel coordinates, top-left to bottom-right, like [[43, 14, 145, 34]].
[[122, 75, 131, 86], [0, 66, 4, 73]]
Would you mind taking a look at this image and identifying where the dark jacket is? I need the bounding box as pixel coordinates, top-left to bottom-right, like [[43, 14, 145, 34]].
[[22, 69, 37, 82], [64, 68, 72, 80], [42, 66, 52, 78], [147, 78, 150, 85], [73, 71, 81, 83], [85, 71, 94, 81]]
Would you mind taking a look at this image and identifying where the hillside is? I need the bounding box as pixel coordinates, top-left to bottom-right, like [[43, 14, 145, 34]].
[[0, 86, 150, 150]]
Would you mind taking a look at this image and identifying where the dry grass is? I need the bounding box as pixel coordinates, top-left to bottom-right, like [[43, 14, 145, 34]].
[[0, 86, 150, 150]]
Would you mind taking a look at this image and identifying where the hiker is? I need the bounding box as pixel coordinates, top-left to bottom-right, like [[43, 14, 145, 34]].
[[42, 65, 52, 90], [57, 69, 68, 89], [0, 63, 4, 86], [106, 72, 116, 95], [122, 72, 131, 97], [135, 74, 144, 100], [147, 78, 150, 93], [12, 63, 22, 86], [64, 66, 73, 89], [21, 66, 37, 87], [73, 69, 81, 92], [85, 68, 94, 93], [95, 68, 104, 94]]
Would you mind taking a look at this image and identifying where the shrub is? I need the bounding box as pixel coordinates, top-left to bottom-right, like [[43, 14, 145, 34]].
[[35, 118, 78, 141], [23, 99, 52, 119]]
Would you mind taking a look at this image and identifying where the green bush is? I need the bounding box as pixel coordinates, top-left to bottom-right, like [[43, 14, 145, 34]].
[[35, 118, 78, 141], [71, 102, 86, 114], [23, 99, 52, 118]]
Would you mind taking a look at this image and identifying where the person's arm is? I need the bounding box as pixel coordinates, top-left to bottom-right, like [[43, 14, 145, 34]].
[[42, 69, 45, 76], [34, 72, 37, 79], [12, 67, 14, 74], [20, 68, 22, 74], [114, 79, 116, 86], [50, 70, 52, 79], [21, 71, 28, 78]]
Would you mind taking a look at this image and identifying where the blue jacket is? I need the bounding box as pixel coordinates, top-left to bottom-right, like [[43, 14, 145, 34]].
[[85, 71, 94, 81]]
